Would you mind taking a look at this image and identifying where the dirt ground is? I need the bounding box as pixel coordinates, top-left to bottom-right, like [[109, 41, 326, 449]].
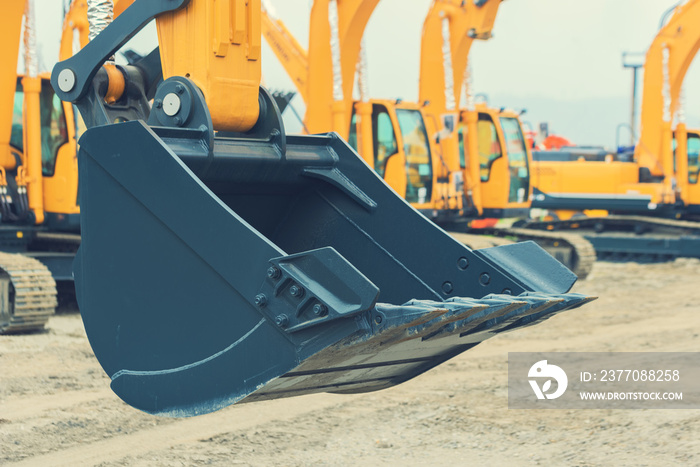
[[1, 259, 699, 466]]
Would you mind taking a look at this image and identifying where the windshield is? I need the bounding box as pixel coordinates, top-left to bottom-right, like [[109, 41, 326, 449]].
[[499, 117, 530, 203], [396, 109, 432, 204]]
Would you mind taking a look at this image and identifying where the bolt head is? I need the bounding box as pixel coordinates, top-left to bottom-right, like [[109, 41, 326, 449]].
[[267, 266, 280, 279], [457, 257, 469, 270], [479, 273, 491, 285], [313, 304, 327, 316], [502, 288, 512, 295], [175, 84, 185, 94], [276, 314, 289, 328], [290, 285, 304, 298], [442, 281, 454, 294], [254, 293, 267, 307]]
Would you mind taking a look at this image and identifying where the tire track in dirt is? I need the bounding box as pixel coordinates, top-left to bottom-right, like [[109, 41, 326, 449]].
[[9, 393, 353, 467], [0, 389, 113, 421]]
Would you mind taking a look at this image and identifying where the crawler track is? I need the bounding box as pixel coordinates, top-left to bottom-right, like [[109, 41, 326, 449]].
[[520, 215, 700, 263], [0, 252, 58, 334]]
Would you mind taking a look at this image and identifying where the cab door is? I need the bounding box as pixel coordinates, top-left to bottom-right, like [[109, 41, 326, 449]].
[[348, 103, 407, 198]]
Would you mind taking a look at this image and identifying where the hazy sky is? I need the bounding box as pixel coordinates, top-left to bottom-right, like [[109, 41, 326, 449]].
[[35, 0, 695, 145]]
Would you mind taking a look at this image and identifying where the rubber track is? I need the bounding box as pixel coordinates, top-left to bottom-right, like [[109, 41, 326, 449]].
[[0, 252, 57, 334]]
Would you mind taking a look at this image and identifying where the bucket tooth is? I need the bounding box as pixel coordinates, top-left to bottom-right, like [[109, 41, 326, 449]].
[[458, 293, 566, 340], [500, 293, 597, 331], [403, 301, 490, 342]]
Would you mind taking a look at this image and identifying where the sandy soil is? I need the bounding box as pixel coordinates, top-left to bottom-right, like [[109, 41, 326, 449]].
[[1, 259, 699, 466]]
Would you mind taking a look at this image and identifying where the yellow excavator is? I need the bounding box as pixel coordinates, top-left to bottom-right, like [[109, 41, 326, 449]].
[[0, 0, 89, 333], [262, 0, 463, 218], [528, 0, 700, 261], [50, 0, 593, 417], [0, 0, 141, 334], [417, 0, 596, 274], [261, 1, 595, 276]]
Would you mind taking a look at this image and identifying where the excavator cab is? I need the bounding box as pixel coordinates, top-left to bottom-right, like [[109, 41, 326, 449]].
[[348, 100, 439, 207], [52, 0, 592, 417], [458, 105, 531, 219]]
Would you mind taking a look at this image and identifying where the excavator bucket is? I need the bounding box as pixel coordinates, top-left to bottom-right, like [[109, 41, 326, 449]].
[[71, 84, 592, 417], [53, 0, 594, 417]]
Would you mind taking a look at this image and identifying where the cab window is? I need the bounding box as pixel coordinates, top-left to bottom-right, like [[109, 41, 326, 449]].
[[477, 113, 501, 181], [396, 108, 432, 204], [372, 104, 398, 177]]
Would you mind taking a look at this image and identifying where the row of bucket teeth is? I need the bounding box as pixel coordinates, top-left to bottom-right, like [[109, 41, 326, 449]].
[[372, 292, 593, 348], [249, 291, 595, 401], [245, 291, 594, 401]]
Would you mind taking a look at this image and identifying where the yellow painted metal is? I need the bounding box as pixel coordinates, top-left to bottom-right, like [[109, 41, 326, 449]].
[[261, 6, 309, 102], [419, 0, 533, 217], [21, 74, 44, 224], [467, 105, 531, 212], [156, 0, 262, 132], [22, 0, 44, 225], [532, 0, 700, 211], [59, 0, 89, 61], [261, 3, 461, 211], [636, 0, 700, 178], [419, 0, 501, 116], [114, 0, 136, 17], [353, 101, 374, 167], [303, 0, 379, 137], [0, 2, 26, 171]]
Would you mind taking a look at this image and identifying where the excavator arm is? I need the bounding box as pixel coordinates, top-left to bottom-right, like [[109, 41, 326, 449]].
[[293, 0, 379, 137], [52, 0, 592, 417], [261, 2, 309, 103], [419, 0, 502, 115], [635, 0, 700, 186], [0, 2, 26, 170]]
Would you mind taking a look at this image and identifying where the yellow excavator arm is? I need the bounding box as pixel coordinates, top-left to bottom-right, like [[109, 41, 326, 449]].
[[157, 0, 262, 132], [419, 0, 502, 115], [264, 0, 379, 137], [261, 3, 309, 103], [635, 0, 700, 183], [0, 2, 26, 171]]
